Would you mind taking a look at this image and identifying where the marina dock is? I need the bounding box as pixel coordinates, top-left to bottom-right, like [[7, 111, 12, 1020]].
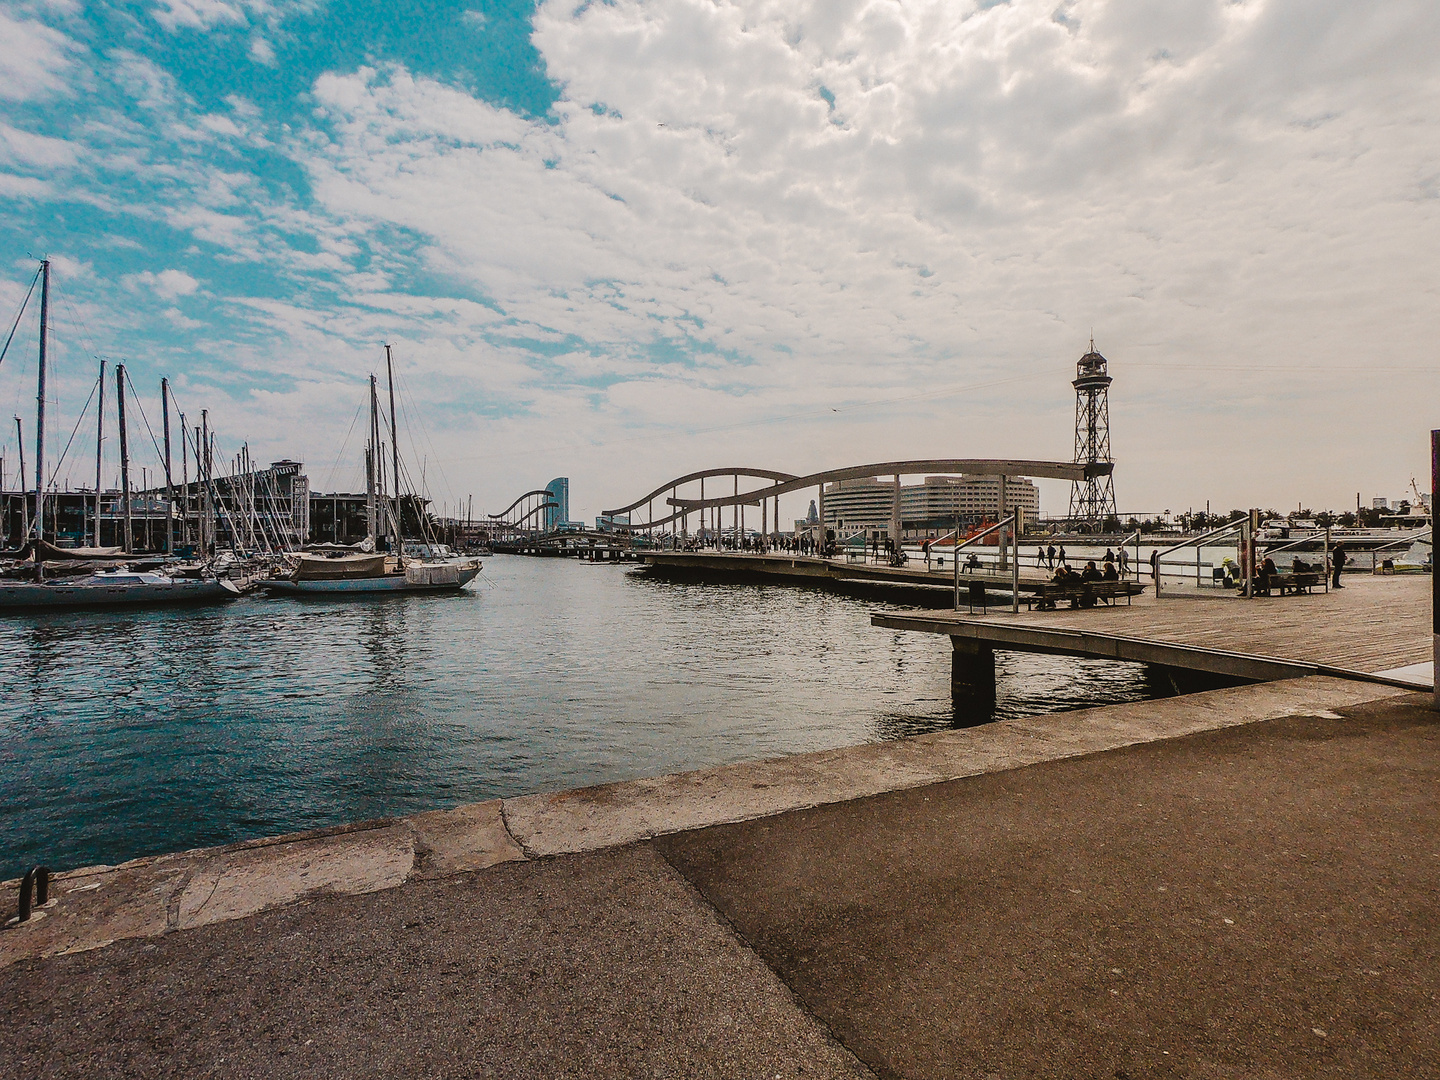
[[874, 572, 1433, 697], [638, 548, 1100, 602]]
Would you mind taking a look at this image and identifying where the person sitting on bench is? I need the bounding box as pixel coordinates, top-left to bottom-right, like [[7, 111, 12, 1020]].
[[1102, 560, 1119, 581], [1080, 561, 1102, 583]]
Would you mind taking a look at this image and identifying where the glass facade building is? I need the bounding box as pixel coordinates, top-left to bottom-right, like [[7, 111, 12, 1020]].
[[544, 477, 569, 532]]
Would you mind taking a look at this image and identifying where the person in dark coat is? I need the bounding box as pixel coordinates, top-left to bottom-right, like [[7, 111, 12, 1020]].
[[1331, 541, 1347, 588]]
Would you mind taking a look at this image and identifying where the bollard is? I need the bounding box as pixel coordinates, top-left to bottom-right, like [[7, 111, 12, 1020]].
[[12, 866, 49, 924], [17, 868, 34, 922]]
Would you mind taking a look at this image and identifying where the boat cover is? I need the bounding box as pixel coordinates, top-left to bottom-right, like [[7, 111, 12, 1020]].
[[292, 553, 388, 580], [404, 562, 467, 586]]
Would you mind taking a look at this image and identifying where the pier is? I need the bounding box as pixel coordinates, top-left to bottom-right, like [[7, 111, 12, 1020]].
[[638, 548, 1143, 604], [874, 572, 1433, 699]]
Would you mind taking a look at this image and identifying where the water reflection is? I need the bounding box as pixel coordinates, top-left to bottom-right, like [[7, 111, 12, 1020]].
[[0, 558, 1165, 877]]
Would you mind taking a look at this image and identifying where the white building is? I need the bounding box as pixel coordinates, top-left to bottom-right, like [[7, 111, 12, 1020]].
[[822, 475, 1039, 538]]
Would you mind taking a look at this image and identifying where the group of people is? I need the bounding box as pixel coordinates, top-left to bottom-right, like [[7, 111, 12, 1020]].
[[1052, 558, 1120, 585], [680, 531, 832, 557], [1036, 544, 1130, 576]]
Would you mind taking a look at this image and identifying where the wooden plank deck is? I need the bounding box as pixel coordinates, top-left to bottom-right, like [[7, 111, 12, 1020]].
[[873, 573, 1431, 685]]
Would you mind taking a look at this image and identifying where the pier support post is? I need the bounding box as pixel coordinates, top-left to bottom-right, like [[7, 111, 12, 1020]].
[[951, 637, 996, 703]]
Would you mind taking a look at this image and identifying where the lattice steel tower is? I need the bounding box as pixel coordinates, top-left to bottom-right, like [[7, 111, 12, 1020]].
[[1067, 340, 1118, 530]]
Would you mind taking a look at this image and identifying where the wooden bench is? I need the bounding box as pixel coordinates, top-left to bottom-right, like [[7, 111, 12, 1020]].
[[1027, 580, 1146, 611], [1252, 571, 1323, 596]]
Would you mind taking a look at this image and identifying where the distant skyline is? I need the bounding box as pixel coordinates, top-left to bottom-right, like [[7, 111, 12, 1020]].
[[1, 0, 1437, 526]]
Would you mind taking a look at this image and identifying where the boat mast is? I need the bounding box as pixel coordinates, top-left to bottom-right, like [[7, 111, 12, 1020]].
[[94, 360, 105, 547], [179, 411, 188, 549], [161, 378, 174, 554], [14, 416, 27, 541], [117, 363, 132, 551], [367, 374, 378, 543], [200, 411, 210, 556], [33, 258, 48, 540], [384, 344, 403, 565]]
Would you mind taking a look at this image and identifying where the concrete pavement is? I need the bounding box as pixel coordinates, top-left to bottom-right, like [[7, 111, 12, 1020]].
[[3, 678, 1436, 1077]]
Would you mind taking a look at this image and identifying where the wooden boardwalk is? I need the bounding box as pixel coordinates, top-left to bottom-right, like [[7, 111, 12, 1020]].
[[874, 572, 1431, 687]]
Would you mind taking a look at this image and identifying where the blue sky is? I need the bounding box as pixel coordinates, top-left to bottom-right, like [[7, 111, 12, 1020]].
[[2, 0, 1439, 523]]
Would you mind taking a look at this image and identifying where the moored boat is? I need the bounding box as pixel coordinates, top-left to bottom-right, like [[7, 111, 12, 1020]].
[[262, 556, 480, 595], [259, 346, 481, 598], [0, 569, 241, 609]]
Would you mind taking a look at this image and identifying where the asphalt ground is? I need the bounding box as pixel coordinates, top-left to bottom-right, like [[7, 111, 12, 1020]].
[[657, 693, 1440, 1080], [4, 844, 872, 1080], [5, 694, 1437, 1079]]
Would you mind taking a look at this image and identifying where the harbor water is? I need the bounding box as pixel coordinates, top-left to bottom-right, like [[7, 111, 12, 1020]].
[[0, 556, 1167, 879]]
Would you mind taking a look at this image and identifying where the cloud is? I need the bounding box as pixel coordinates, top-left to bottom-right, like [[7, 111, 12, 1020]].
[[152, 0, 247, 32], [0, 11, 78, 101], [5, 0, 1440, 516], [126, 268, 201, 299]]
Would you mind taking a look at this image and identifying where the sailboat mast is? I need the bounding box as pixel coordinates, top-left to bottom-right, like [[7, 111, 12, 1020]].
[[367, 374, 378, 542], [94, 360, 105, 547], [200, 411, 210, 555], [33, 259, 48, 539], [179, 412, 188, 548], [117, 363, 132, 551], [384, 344, 403, 564], [162, 378, 174, 554], [15, 416, 26, 540]]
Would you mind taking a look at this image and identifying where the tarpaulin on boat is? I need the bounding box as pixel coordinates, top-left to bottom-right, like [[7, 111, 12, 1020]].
[[291, 553, 388, 580], [6, 539, 131, 562]]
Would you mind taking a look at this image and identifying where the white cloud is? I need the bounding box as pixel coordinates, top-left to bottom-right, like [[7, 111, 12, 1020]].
[[125, 268, 201, 299], [0, 11, 78, 101], [13, 0, 1440, 516], [152, 0, 247, 32], [249, 35, 277, 65]]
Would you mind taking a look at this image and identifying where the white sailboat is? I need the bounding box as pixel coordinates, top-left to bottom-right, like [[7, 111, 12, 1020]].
[[263, 346, 480, 597]]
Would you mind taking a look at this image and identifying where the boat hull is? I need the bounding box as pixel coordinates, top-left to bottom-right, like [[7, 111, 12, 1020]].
[[262, 564, 480, 595], [0, 577, 242, 610]]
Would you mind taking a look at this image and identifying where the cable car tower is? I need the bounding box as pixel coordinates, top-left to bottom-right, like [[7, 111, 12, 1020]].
[[1067, 340, 1118, 530]]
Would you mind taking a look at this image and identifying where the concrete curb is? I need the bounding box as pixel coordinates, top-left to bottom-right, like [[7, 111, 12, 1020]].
[[0, 676, 1405, 967]]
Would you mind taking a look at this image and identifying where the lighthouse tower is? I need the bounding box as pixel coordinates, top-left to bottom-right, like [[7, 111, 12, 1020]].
[[1067, 341, 1118, 530]]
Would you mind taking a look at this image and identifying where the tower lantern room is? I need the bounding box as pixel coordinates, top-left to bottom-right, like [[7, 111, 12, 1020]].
[[1067, 340, 1118, 531]]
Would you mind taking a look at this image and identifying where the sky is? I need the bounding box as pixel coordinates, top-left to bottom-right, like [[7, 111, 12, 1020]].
[[0, 0, 1437, 525]]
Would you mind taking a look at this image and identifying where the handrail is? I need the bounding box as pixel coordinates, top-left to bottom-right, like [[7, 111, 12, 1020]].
[[1153, 519, 1244, 561], [1370, 528, 1431, 553], [1260, 527, 1336, 557], [1152, 519, 1244, 599]]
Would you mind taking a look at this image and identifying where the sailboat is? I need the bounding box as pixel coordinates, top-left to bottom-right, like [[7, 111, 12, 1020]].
[[0, 260, 240, 611], [263, 346, 480, 596]]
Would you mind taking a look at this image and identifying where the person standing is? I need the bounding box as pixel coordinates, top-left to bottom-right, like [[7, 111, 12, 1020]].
[[1047, 544, 1056, 569], [1332, 541, 1347, 588]]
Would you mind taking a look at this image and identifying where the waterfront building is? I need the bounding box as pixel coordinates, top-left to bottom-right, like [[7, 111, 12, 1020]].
[[821, 475, 1038, 538], [544, 477, 569, 532], [596, 512, 630, 532], [1, 459, 310, 551]]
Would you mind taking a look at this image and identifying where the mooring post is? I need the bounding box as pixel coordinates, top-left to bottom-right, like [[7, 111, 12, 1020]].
[[951, 637, 996, 703]]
